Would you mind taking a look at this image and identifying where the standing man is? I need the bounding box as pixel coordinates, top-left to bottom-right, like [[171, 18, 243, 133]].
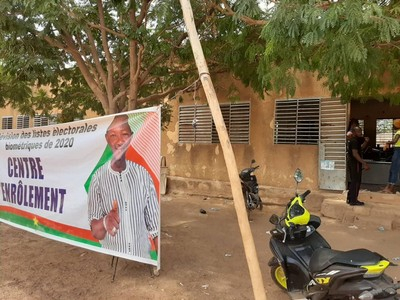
[[381, 119, 400, 194], [347, 126, 370, 206], [88, 114, 159, 260]]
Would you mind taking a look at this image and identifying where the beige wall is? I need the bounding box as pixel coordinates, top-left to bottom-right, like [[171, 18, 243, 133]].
[[162, 73, 333, 190]]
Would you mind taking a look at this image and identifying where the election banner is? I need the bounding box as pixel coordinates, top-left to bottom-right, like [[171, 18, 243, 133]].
[[0, 107, 161, 268]]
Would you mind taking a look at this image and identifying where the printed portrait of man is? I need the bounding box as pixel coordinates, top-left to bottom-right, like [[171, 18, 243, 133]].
[[87, 114, 159, 260]]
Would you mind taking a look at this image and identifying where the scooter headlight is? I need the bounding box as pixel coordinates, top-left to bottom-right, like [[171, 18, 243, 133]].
[[289, 203, 304, 218], [285, 198, 310, 226]]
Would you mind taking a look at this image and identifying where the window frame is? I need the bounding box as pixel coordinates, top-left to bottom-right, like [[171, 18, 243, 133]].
[[178, 102, 250, 144], [17, 115, 30, 129], [2, 116, 13, 129], [274, 98, 320, 145], [34, 115, 50, 127], [376, 118, 395, 146]]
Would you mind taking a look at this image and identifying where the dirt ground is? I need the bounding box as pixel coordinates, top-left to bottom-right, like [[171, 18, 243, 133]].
[[1, 193, 400, 300]]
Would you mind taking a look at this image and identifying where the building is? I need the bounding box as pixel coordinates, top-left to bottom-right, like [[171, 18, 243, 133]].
[[2, 72, 399, 193], [161, 73, 400, 193]]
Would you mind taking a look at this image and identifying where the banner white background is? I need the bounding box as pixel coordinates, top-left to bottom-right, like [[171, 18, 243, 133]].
[[0, 107, 160, 267]]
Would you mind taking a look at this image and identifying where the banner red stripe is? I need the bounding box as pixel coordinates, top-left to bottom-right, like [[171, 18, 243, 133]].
[[0, 205, 98, 242], [131, 112, 160, 176], [126, 147, 160, 199]]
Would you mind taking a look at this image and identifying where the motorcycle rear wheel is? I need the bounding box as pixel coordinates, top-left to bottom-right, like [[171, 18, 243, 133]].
[[270, 265, 287, 290]]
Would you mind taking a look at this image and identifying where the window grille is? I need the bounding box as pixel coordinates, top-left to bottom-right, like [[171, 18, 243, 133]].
[[178, 105, 212, 143], [2, 116, 13, 129], [179, 102, 250, 144], [274, 99, 320, 145], [376, 119, 395, 146], [17, 115, 30, 129], [212, 105, 230, 143], [34, 115, 49, 127]]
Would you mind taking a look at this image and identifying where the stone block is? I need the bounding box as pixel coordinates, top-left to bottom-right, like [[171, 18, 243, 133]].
[[369, 205, 397, 219], [349, 205, 372, 216], [320, 199, 347, 220], [393, 219, 400, 230]]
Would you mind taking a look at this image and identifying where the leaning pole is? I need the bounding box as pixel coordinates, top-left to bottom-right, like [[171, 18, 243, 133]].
[[178, 1, 267, 299]]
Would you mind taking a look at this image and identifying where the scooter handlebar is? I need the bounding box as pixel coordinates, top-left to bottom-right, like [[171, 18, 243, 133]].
[[301, 190, 311, 199]]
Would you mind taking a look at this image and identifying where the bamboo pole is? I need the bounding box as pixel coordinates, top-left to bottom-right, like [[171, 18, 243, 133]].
[[178, 1, 267, 299]]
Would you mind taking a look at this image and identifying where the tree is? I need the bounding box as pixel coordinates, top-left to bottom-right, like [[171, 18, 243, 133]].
[[259, 0, 400, 104], [207, 0, 400, 104], [5, 0, 396, 123], [0, 0, 224, 122]]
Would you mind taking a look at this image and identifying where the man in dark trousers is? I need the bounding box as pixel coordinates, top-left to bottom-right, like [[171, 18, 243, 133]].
[[347, 126, 370, 206]]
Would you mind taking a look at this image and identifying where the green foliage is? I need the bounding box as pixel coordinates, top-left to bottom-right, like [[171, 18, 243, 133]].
[[260, 0, 400, 102], [232, 0, 264, 20], [0, 0, 207, 124], [0, 67, 32, 108], [0, 0, 276, 123], [3, 0, 397, 126]]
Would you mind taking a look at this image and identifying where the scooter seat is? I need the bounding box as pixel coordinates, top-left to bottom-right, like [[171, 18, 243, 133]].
[[309, 248, 382, 274]]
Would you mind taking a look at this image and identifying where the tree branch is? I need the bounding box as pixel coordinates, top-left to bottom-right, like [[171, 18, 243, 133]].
[[73, 33, 102, 86], [87, 22, 127, 39], [60, 31, 109, 113], [209, 0, 267, 26], [58, 1, 127, 39], [41, 33, 67, 50], [97, 0, 115, 111], [374, 40, 400, 49], [135, 45, 145, 79], [113, 89, 127, 103], [137, 85, 186, 105], [128, 2, 139, 110], [139, 54, 165, 84], [137, 0, 152, 27], [84, 25, 108, 86]]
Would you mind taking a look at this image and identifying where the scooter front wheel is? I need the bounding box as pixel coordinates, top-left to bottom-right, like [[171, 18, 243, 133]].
[[270, 264, 287, 290]]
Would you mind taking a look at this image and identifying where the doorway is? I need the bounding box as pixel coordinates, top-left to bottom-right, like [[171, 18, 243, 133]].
[[349, 100, 400, 189]]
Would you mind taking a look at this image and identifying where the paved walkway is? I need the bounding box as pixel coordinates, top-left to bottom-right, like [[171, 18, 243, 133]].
[[319, 189, 400, 230], [166, 176, 400, 230]]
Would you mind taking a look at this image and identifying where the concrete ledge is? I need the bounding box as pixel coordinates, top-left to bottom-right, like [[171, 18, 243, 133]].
[[166, 176, 400, 230], [167, 176, 329, 212], [319, 198, 398, 230], [358, 190, 400, 204], [166, 176, 232, 199], [320, 199, 348, 220]]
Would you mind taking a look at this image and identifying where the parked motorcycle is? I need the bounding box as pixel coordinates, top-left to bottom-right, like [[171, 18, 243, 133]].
[[239, 159, 263, 218], [267, 168, 400, 300]]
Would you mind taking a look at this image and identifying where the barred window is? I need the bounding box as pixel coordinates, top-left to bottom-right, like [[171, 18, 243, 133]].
[[34, 115, 49, 127], [376, 119, 395, 146], [2, 116, 13, 129], [179, 102, 250, 144], [17, 115, 30, 129], [274, 99, 320, 145]]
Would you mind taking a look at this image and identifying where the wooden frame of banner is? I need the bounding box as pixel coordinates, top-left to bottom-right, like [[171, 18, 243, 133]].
[[178, 1, 267, 299]]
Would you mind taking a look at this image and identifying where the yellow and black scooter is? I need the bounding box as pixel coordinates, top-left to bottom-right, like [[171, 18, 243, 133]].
[[268, 169, 400, 300]]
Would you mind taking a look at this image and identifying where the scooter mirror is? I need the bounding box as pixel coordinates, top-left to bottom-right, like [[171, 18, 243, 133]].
[[269, 214, 280, 225], [251, 159, 256, 164], [294, 168, 303, 183]]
